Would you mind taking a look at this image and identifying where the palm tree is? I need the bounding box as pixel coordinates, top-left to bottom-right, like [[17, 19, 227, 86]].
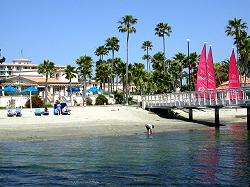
[[95, 45, 109, 61], [187, 52, 199, 90], [141, 41, 153, 72], [113, 57, 123, 91], [38, 59, 56, 104], [173, 52, 186, 88], [118, 15, 137, 105], [155, 22, 172, 72], [105, 37, 120, 93], [64, 65, 77, 105], [95, 62, 111, 91], [239, 36, 250, 84], [76, 55, 93, 105], [225, 18, 248, 61], [131, 63, 146, 95]]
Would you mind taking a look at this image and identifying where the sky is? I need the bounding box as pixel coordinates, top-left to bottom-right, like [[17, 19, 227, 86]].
[[1, 0, 250, 68]]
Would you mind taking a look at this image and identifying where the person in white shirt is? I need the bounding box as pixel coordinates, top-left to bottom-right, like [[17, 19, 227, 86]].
[[145, 123, 154, 135]]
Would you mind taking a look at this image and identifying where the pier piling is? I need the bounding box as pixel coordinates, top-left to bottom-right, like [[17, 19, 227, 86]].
[[189, 108, 193, 121], [215, 107, 220, 127]]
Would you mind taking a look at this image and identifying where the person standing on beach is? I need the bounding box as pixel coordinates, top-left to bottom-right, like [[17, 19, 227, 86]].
[[145, 123, 154, 135]]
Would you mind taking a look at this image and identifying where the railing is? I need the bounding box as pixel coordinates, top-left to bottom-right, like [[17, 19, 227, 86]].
[[141, 88, 250, 109]]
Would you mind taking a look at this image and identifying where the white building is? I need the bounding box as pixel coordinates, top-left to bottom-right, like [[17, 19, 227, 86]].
[[0, 58, 100, 107]]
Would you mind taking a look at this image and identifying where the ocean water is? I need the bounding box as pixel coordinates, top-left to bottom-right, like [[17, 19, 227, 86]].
[[0, 124, 249, 186]]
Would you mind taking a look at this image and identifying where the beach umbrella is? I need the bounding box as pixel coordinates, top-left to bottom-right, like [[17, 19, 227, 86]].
[[66, 86, 80, 92], [86, 87, 101, 93], [21, 86, 39, 110], [0, 86, 19, 92]]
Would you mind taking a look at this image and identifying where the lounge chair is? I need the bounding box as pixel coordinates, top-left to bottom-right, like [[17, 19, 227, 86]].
[[34, 108, 42, 116], [7, 108, 16, 117], [42, 109, 49, 116], [15, 108, 22, 117]]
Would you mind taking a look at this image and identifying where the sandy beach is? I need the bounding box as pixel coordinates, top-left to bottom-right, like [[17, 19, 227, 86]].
[[0, 105, 247, 141]]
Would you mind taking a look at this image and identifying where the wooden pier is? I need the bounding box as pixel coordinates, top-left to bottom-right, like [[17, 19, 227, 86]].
[[141, 88, 250, 129]]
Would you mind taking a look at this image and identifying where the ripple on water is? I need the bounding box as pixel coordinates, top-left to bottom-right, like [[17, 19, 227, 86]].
[[0, 127, 249, 186]]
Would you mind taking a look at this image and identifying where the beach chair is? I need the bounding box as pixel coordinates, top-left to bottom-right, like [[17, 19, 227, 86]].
[[34, 108, 42, 116], [42, 108, 49, 116], [7, 107, 16, 117], [15, 108, 22, 117], [42, 110, 49, 115]]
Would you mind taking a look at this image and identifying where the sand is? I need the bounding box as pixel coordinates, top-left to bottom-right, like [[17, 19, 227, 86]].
[[0, 105, 247, 141]]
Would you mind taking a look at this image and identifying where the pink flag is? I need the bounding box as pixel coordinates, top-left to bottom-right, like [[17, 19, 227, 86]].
[[228, 49, 241, 99], [207, 46, 216, 99], [207, 46, 216, 90], [196, 44, 207, 98]]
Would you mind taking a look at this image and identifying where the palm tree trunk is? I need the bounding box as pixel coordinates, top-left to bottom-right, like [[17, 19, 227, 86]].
[[163, 35, 166, 73], [125, 32, 129, 105], [45, 74, 48, 104], [69, 80, 72, 106], [82, 77, 86, 106], [111, 50, 114, 93], [116, 75, 118, 92], [146, 48, 149, 72]]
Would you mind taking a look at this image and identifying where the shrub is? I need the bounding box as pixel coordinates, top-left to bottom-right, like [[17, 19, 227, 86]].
[[25, 95, 44, 108], [114, 92, 124, 104], [86, 97, 93, 105], [95, 95, 108, 105]]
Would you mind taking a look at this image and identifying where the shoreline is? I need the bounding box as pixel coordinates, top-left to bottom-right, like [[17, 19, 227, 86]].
[[0, 105, 247, 141]]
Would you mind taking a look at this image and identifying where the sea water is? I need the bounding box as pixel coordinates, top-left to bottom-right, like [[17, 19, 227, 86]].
[[0, 124, 249, 186]]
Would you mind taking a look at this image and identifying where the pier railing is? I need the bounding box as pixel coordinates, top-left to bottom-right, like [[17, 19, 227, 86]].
[[141, 88, 250, 109]]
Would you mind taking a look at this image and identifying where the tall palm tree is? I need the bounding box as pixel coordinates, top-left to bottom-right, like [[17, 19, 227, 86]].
[[64, 65, 77, 105], [76, 55, 93, 105], [141, 41, 153, 72], [225, 18, 248, 61], [155, 22, 172, 59], [118, 15, 137, 105], [105, 37, 120, 93], [38, 59, 56, 104], [155, 22, 172, 72], [95, 45, 109, 61]]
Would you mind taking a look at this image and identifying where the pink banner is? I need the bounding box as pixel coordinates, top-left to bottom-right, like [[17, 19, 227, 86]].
[[228, 49, 242, 99], [196, 44, 207, 98], [207, 46, 216, 99]]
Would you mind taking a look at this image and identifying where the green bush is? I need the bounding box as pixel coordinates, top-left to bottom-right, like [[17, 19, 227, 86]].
[[114, 92, 124, 104], [86, 97, 93, 105], [25, 95, 44, 108], [95, 95, 108, 105]]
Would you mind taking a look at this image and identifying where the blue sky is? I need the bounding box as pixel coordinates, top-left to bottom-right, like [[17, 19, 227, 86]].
[[1, 0, 250, 68]]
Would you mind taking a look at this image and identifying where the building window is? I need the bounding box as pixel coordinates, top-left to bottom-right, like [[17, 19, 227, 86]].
[[56, 73, 59, 79]]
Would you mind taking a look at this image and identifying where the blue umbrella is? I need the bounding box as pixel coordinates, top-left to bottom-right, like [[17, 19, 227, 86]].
[[66, 86, 80, 92], [0, 86, 19, 92], [21, 86, 39, 110], [86, 87, 100, 93], [21, 86, 39, 93]]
